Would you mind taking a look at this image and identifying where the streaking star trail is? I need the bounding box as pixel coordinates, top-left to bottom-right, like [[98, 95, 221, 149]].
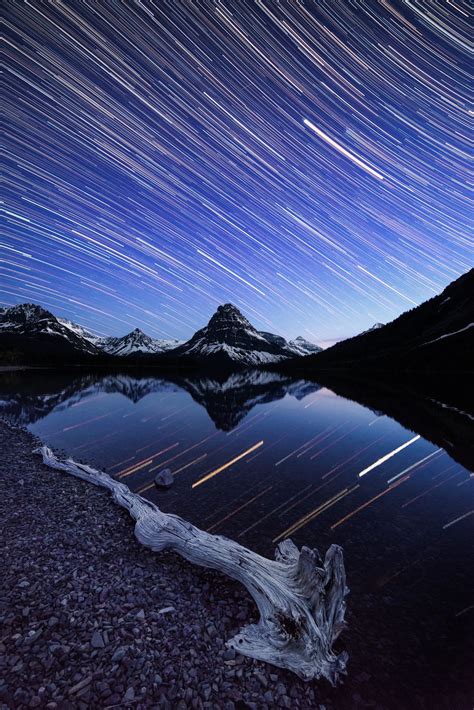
[[2, 1, 471, 343]]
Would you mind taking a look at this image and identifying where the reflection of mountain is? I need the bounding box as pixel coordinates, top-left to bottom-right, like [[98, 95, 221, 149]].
[[176, 371, 321, 430], [0, 370, 320, 432], [0, 372, 97, 427], [97, 374, 180, 402], [2, 370, 472, 468]]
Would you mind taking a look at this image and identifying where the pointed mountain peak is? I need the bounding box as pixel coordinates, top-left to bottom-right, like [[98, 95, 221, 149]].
[[207, 303, 253, 330], [217, 303, 241, 314], [287, 335, 322, 355], [359, 322, 385, 335], [130, 327, 145, 336]]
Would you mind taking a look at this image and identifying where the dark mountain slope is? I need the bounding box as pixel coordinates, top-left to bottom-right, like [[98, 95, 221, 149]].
[[0, 304, 102, 364], [283, 269, 474, 374]]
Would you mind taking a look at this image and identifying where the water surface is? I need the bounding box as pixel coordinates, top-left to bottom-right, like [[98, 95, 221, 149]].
[[1, 368, 473, 700]]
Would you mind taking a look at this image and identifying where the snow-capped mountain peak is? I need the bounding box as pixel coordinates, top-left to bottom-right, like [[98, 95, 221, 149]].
[[287, 336, 323, 356], [0, 303, 53, 326], [171, 303, 306, 366], [0, 303, 100, 355]]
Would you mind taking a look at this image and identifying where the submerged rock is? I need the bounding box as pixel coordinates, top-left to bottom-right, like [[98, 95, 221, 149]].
[[154, 468, 173, 488]]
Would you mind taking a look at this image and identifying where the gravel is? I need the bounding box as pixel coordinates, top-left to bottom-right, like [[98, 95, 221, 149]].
[[0, 422, 471, 709]]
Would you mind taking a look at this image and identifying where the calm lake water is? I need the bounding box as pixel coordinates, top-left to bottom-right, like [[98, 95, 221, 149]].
[[1, 368, 473, 702]]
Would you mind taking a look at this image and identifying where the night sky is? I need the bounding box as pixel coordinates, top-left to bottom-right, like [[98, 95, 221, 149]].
[[3, 1, 471, 345]]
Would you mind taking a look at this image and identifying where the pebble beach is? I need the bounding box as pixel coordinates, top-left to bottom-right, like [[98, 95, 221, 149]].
[[1, 422, 471, 709]]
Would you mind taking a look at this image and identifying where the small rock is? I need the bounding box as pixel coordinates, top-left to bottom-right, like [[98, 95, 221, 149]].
[[91, 631, 105, 649], [122, 686, 135, 703], [112, 646, 127, 662], [206, 623, 217, 638], [154, 468, 173, 488]]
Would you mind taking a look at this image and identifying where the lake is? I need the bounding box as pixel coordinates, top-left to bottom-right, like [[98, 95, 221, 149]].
[[1, 368, 473, 700]]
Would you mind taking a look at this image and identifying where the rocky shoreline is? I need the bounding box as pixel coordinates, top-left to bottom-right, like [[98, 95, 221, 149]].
[[0, 423, 336, 710], [1, 423, 471, 709]]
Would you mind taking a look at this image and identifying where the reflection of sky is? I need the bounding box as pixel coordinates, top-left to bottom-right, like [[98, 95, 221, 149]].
[[23, 376, 471, 567]]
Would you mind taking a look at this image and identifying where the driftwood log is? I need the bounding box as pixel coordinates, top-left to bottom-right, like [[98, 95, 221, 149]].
[[35, 446, 349, 684]]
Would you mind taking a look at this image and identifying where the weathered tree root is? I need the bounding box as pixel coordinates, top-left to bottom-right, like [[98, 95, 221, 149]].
[[35, 446, 349, 683]]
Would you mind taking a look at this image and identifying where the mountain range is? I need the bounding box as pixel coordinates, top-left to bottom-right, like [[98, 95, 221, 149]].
[[0, 301, 321, 366], [0, 268, 472, 371]]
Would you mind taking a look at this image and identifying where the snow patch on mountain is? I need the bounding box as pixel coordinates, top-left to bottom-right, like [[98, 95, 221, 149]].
[[359, 323, 384, 336], [100, 328, 182, 356], [58, 318, 105, 346]]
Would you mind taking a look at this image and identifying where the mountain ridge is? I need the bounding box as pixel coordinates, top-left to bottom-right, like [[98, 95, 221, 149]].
[[0, 301, 320, 366], [280, 269, 474, 374], [1, 269, 472, 371]]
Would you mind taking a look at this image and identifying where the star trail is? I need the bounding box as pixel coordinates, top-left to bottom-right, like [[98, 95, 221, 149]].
[[2, 1, 471, 343]]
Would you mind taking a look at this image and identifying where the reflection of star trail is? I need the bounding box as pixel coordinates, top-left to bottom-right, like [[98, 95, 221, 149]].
[[443, 511, 473, 529], [331, 476, 409, 530], [321, 434, 385, 479], [386, 448, 443, 483], [3, 2, 470, 343], [237, 483, 313, 539], [402, 469, 463, 508], [192, 440, 264, 488], [117, 443, 180, 478], [207, 485, 273, 533], [357, 435, 420, 477], [172, 453, 208, 476], [273, 484, 360, 542]]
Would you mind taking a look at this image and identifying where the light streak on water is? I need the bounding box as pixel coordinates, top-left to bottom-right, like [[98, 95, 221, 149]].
[[357, 435, 421, 477], [192, 440, 264, 489]]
